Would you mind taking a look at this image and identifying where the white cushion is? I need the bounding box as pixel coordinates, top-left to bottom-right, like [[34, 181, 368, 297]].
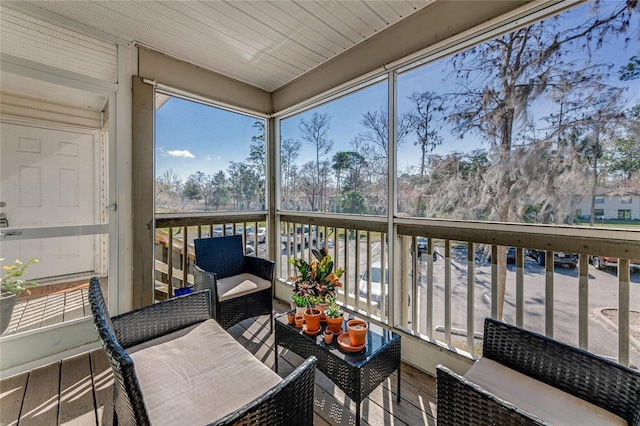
[[464, 358, 626, 425], [217, 273, 271, 302], [128, 319, 281, 425]]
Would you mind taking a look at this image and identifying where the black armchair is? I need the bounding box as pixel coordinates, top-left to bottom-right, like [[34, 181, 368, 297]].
[[437, 317, 640, 425], [194, 235, 274, 331], [88, 277, 317, 426]]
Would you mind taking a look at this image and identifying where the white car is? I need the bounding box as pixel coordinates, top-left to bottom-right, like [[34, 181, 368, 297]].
[[255, 227, 267, 243], [358, 262, 389, 304]]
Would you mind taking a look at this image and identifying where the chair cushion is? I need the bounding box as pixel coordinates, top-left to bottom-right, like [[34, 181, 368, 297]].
[[464, 358, 626, 425], [128, 319, 281, 425], [217, 273, 271, 302]]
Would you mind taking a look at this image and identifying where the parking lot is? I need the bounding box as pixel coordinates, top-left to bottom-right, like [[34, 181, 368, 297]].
[[273, 238, 640, 367]]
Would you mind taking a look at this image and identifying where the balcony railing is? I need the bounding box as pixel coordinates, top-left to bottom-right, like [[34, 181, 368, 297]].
[[154, 211, 639, 369]]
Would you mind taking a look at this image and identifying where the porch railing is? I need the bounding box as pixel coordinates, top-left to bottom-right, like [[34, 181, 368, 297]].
[[153, 212, 639, 368], [279, 212, 639, 368]]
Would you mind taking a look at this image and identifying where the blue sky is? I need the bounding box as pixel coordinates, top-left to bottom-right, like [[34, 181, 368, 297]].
[[155, 0, 638, 182]]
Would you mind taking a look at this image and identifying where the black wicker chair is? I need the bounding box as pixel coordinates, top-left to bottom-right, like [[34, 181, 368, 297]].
[[437, 317, 640, 425], [194, 235, 274, 332], [88, 277, 317, 426]]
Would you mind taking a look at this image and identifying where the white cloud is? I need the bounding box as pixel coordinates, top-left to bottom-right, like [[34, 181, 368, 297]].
[[167, 150, 195, 159]]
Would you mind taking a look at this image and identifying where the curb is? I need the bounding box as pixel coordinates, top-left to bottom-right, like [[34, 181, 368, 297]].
[[593, 307, 640, 352]]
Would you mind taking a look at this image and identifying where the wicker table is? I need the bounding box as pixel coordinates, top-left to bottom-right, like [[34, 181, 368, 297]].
[[274, 312, 401, 426]]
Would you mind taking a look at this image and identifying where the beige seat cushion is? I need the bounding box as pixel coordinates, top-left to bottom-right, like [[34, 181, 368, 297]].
[[217, 273, 271, 302], [464, 358, 626, 425], [128, 319, 281, 425]]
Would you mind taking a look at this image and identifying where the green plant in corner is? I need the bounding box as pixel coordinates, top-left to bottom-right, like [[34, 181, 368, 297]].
[[1, 258, 39, 296]]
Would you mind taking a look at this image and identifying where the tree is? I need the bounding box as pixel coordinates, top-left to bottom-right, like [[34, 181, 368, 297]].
[[619, 56, 640, 81], [203, 171, 228, 210], [340, 190, 367, 214], [156, 169, 184, 212], [227, 162, 260, 210], [332, 152, 351, 208], [406, 91, 446, 216], [247, 121, 266, 207], [281, 137, 302, 208], [299, 112, 333, 211], [358, 107, 411, 160], [444, 1, 637, 318], [183, 171, 205, 204], [298, 161, 322, 211], [332, 151, 367, 204]]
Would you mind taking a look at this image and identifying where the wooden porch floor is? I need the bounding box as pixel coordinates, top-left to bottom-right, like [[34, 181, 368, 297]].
[[0, 299, 437, 425], [4, 279, 109, 336]]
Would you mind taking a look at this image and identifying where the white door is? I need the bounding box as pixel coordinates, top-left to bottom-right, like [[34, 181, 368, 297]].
[[0, 122, 98, 280]]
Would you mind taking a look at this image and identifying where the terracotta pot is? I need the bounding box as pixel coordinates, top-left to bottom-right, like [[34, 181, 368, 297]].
[[287, 312, 295, 324], [304, 308, 321, 332], [347, 319, 368, 347], [323, 330, 334, 344], [325, 315, 344, 334], [294, 315, 304, 328]]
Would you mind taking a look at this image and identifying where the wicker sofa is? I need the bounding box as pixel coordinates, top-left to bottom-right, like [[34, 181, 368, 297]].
[[437, 317, 640, 425], [88, 277, 317, 426]]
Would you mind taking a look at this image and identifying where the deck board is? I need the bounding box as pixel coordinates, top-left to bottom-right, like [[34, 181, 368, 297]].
[[19, 361, 60, 425], [0, 370, 28, 426], [59, 353, 96, 426], [1, 304, 437, 425]]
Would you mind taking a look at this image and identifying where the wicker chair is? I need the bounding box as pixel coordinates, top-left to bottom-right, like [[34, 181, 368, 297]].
[[194, 235, 274, 332], [88, 277, 317, 426], [437, 317, 640, 425]]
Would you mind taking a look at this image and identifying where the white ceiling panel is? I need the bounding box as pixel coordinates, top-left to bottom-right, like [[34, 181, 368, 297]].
[[2, 1, 434, 91], [0, 6, 118, 82]]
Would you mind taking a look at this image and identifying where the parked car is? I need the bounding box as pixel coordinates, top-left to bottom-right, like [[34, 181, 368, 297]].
[[590, 255, 640, 272], [526, 249, 577, 269], [212, 225, 233, 238], [283, 225, 322, 247], [255, 227, 267, 243], [358, 262, 389, 304], [506, 246, 516, 264], [416, 237, 438, 261]]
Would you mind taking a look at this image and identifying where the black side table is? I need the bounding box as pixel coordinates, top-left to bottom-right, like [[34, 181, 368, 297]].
[[274, 313, 401, 426]]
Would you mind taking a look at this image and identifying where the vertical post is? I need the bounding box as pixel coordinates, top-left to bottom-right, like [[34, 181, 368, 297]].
[[516, 247, 524, 328], [412, 237, 419, 333], [545, 250, 554, 338], [182, 225, 188, 288], [578, 254, 589, 350], [467, 242, 475, 353], [167, 228, 174, 298], [354, 229, 361, 312], [491, 245, 498, 319], [444, 239, 451, 344], [426, 237, 434, 338], [618, 259, 630, 367]]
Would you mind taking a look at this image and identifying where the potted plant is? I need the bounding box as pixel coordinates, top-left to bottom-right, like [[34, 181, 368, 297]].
[[289, 247, 344, 311], [292, 293, 308, 316], [1, 258, 38, 335], [323, 329, 334, 344], [304, 307, 322, 332], [346, 318, 368, 347], [324, 303, 344, 334]]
